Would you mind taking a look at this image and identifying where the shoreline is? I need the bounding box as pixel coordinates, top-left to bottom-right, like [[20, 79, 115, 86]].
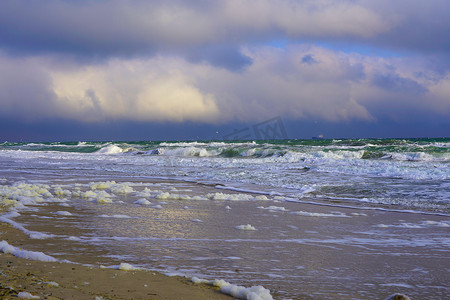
[[1, 177, 447, 299], [0, 220, 233, 300]]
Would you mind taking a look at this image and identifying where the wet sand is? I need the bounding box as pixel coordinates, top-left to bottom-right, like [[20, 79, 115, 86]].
[[0, 220, 232, 300], [2, 178, 449, 299]]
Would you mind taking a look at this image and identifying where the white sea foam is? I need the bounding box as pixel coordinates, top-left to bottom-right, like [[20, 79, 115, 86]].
[[96, 145, 123, 154], [207, 193, 254, 201], [389, 152, 438, 162], [191, 276, 209, 284], [135, 187, 157, 198], [53, 187, 72, 197], [0, 240, 58, 262], [159, 146, 219, 157], [211, 279, 273, 300], [375, 223, 423, 229], [235, 224, 257, 231], [98, 214, 133, 219], [80, 190, 114, 203], [134, 198, 152, 205], [291, 211, 349, 217], [0, 214, 54, 239], [17, 292, 40, 299], [376, 221, 449, 229], [115, 262, 140, 271], [257, 206, 287, 212], [55, 211, 72, 216], [375, 224, 389, 228], [90, 181, 113, 190], [191, 277, 273, 300], [155, 192, 191, 200], [350, 212, 368, 216], [399, 223, 423, 228], [215, 185, 272, 197], [422, 220, 449, 227], [160, 141, 231, 147], [0, 183, 53, 207], [30, 214, 52, 219], [90, 181, 134, 194], [109, 183, 135, 194], [1, 211, 20, 218]]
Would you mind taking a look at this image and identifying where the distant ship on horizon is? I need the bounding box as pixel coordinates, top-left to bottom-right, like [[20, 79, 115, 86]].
[[312, 134, 324, 140]]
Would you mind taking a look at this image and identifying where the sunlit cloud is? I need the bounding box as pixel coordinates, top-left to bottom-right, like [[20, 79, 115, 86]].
[[50, 57, 221, 122]]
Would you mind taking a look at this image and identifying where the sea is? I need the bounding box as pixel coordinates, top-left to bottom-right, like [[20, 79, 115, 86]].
[[0, 138, 449, 299]]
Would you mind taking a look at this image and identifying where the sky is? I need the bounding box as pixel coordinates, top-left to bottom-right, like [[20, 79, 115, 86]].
[[0, 0, 449, 141]]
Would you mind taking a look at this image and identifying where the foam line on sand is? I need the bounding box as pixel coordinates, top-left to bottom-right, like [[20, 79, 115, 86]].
[[0, 221, 232, 300]]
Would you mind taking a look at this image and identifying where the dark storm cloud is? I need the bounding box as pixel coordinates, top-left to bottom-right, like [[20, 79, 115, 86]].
[[1, 0, 450, 59], [186, 45, 253, 71], [0, 1, 253, 70], [0, 0, 159, 57], [367, 0, 450, 54], [0, 54, 58, 120], [372, 72, 428, 94]]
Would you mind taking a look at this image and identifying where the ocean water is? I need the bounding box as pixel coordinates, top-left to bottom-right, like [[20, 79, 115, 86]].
[[1, 138, 449, 299]]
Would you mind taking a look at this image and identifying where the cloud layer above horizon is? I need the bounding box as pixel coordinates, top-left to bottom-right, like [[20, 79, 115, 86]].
[[1, 0, 449, 134]]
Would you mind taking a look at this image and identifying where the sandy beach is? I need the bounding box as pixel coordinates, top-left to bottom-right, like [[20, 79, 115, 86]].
[[2, 180, 448, 299], [0, 219, 233, 300]]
